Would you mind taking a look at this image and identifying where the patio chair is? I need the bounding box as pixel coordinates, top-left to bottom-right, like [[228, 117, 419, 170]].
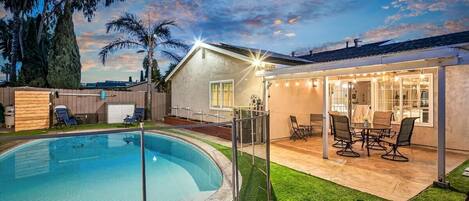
[[289, 115, 307, 141], [329, 113, 346, 148], [309, 114, 323, 135], [124, 108, 145, 126], [367, 111, 393, 150], [381, 117, 419, 162], [330, 114, 360, 157], [54, 107, 78, 127]]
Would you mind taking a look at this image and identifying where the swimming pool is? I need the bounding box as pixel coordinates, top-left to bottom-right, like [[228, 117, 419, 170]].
[[0, 132, 223, 201]]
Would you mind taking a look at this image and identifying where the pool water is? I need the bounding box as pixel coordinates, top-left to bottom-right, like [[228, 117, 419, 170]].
[[0, 132, 222, 201]]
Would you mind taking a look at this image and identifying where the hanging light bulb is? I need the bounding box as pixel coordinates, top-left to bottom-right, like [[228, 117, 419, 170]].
[[307, 80, 313, 87], [419, 70, 425, 79]]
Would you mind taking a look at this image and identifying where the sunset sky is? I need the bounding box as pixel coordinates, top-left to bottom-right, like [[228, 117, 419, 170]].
[[2, 0, 469, 83]]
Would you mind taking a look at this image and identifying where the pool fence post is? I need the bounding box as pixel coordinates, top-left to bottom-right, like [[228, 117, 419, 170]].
[[140, 122, 147, 201], [231, 117, 238, 201]]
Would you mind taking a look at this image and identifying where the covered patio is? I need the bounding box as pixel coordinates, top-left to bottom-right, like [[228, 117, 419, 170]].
[[258, 41, 469, 200]]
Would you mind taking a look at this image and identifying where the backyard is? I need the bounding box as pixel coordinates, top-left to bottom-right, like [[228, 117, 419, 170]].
[[2, 124, 467, 200]]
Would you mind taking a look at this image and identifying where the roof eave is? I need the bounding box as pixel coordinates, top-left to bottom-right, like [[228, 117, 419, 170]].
[[262, 44, 467, 78]]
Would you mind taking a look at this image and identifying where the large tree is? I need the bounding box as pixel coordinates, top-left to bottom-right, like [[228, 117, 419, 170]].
[[47, 1, 81, 88], [99, 13, 187, 119], [0, 0, 37, 83], [17, 17, 49, 87]]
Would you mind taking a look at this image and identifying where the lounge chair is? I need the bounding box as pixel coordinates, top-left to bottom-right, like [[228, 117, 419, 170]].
[[381, 117, 418, 162], [124, 108, 145, 126], [330, 114, 360, 157], [55, 107, 78, 127], [289, 115, 307, 141]]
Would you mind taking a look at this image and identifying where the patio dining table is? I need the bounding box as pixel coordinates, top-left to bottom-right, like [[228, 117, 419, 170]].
[[350, 123, 392, 156]]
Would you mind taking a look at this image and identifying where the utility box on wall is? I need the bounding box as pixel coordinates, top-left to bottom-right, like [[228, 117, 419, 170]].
[[106, 103, 135, 124]]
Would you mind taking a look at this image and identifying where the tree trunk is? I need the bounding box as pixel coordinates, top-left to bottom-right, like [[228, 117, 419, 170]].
[[10, 13, 20, 83], [146, 49, 153, 121], [37, 0, 49, 45]]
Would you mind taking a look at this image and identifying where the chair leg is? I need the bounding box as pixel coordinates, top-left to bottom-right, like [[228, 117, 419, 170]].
[[367, 137, 386, 151], [332, 140, 346, 148], [336, 142, 360, 157], [381, 145, 409, 162]]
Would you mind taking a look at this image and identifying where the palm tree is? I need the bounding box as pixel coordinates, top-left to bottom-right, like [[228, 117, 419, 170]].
[[99, 13, 188, 120]]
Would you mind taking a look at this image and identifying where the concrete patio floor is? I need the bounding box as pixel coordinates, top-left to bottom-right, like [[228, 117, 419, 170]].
[[269, 136, 469, 201]]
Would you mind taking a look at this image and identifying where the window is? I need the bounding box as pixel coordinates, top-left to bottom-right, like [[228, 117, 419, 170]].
[[374, 74, 433, 126], [210, 80, 234, 109]]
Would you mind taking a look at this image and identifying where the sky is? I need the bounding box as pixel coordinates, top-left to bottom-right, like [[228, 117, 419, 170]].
[[2, 0, 469, 83]]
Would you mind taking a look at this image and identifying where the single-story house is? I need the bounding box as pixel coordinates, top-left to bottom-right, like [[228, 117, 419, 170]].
[[165, 31, 469, 186], [164, 42, 310, 122]]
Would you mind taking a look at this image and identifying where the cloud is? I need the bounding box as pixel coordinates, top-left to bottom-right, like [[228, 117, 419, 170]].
[[384, 0, 469, 24], [297, 18, 469, 54]]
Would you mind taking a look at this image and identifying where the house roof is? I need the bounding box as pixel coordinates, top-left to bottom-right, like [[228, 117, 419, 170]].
[[297, 31, 469, 63], [210, 43, 312, 65], [165, 42, 311, 81]]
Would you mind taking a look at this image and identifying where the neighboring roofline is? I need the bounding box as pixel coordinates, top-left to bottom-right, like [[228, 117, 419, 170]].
[[164, 42, 280, 82], [127, 81, 148, 87], [262, 43, 469, 78]]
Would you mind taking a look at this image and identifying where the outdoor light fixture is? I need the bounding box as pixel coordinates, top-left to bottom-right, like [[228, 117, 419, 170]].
[[252, 59, 262, 67], [419, 70, 425, 79], [372, 77, 377, 82], [307, 80, 313, 87], [394, 76, 400, 81], [275, 82, 279, 87], [295, 81, 300, 86], [285, 82, 290, 87], [313, 79, 319, 87], [353, 75, 357, 83]]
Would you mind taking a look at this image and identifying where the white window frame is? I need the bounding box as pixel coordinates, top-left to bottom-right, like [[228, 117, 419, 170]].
[[395, 73, 434, 127], [209, 79, 235, 111], [330, 73, 434, 127]]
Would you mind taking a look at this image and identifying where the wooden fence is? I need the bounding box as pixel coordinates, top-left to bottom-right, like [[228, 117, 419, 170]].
[[0, 87, 167, 125]]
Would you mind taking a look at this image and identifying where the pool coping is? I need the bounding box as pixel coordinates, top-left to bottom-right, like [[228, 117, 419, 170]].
[[150, 130, 239, 201]]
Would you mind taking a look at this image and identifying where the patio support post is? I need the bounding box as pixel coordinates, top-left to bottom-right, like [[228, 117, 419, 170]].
[[322, 76, 329, 159], [434, 66, 450, 188]]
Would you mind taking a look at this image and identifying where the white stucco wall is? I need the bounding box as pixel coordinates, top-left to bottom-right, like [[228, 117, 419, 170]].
[[169, 48, 263, 122]]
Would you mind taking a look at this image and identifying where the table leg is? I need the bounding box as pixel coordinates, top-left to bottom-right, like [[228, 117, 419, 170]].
[[366, 129, 370, 156]]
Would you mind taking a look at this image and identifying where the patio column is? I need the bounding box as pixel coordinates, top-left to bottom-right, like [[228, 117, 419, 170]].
[[322, 76, 329, 159], [434, 66, 449, 188]]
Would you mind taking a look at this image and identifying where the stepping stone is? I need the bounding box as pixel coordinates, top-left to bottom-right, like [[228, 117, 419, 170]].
[[464, 167, 469, 172]]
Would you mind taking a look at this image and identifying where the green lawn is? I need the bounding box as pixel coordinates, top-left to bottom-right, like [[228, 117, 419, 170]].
[[0, 121, 161, 136], [411, 160, 469, 201], [0, 121, 161, 147]]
